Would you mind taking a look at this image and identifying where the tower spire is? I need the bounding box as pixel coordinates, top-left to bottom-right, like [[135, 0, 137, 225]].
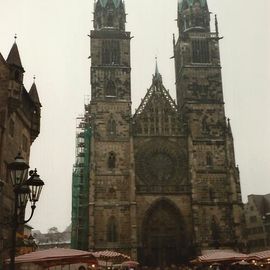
[[6, 38, 23, 69], [153, 57, 162, 82], [155, 57, 159, 76]]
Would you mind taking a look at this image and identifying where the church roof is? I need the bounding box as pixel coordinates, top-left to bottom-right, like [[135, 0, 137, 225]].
[[178, 0, 207, 11], [6, 42, 23, 69], [97, 0, 122, 8]]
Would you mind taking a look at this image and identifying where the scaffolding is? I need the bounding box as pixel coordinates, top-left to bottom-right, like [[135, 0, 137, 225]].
[[71, 113, 91, 250]]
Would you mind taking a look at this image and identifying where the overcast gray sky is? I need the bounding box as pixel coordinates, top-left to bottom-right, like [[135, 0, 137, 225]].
[[0, 0, 269, 233]]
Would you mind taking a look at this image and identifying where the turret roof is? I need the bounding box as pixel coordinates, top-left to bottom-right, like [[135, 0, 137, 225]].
[[98, 0, 122, 8], [178, 0, 207, 11], [29, 82, 41, 107], [6, 42, 23, 68]]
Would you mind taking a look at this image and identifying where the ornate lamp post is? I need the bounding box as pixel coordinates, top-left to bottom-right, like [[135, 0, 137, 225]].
[[8, 153, 44, 270]]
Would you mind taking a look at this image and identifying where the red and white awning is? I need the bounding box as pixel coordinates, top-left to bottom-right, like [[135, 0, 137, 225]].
[[5, 248, 97, 267], [93, 250, 130, 262], [193, 249, 248, 264], [248, 250, 270, 261]]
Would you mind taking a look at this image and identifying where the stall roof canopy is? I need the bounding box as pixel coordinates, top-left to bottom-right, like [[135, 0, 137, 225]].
[[5, 248, 97, 266], [93, 250, 130, 263], [248, 250, 270, 261], [193, 250, 248, 263]]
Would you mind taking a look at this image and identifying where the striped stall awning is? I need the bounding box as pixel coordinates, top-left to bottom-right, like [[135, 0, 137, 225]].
[[93, 250, 130, 263], [193, 250, 248, 263], [248, 250, 270, 261], [5, 248, 97, 267]]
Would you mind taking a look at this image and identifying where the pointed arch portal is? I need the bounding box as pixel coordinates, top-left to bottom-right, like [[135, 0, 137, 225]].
[[140, 199, 190, 267]]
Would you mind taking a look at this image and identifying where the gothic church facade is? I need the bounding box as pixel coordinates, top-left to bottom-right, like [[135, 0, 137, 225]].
[[73, 0, 244, 266]]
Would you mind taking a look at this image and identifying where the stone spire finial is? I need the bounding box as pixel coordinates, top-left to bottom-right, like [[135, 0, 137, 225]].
[[6, 38, 23, 69]]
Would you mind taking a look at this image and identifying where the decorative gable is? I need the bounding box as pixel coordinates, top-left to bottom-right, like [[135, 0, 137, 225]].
[[133, 73, 181, 136]]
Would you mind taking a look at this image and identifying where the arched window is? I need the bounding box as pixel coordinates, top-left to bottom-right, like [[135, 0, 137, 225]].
[[108, 187, 116, 199], [107, 216, 117, 242], [107, 13, 114, 27], [102, 40, 120, 65], [9, 119, 15, 137], [202, 116, 208, 133], [206, 152, 213, 167], [102, 41, 110, 64], [105, 80, 116, 97], [211, 216, 220, 248], [209, 187, 214, 202], [108, 152, 116, 169], [14, 70, 20, 81], [107, 118, 116, 136]]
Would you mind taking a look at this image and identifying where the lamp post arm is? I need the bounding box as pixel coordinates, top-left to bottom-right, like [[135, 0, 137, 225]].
[[23, 205, 36, 224]]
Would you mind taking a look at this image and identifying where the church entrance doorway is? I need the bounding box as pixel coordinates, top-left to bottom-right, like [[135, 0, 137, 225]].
[[140, 199, 188, 267]]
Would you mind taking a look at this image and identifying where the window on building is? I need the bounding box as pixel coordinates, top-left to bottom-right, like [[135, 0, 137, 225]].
[[5, 162, 9, 183], [102, 40, 120, 65], [206, 152, 213, 167], [250, 216, 257, 223], [107, 118, 116, 136], [108, 152, 116, 169], [202, 116, 209, 133], [105, 80, 117, 97], [9, 119, 15, 137], [107, 13, 114, 27], [0, 110, 5, 126], [22, 134, 28, 153], [14, 70, 20, 81], [209, 187, 214, 201], [107, 216, 117, 242], [192, 39, 210, 63], [108, 187, 116, 199], [211, 216, 220, 248]]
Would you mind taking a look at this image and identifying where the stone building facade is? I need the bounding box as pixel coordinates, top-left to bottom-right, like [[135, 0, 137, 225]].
[[244, 194, 270, 252], [0, 40, 41, 268], [73, 0, 244, 266]]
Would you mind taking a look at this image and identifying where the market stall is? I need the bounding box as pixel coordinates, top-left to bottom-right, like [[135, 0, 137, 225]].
[[92, 250, 131, 270], [248, 250, 270, 269], [4, 248, 98, 270], [191, 250, 248, 269]]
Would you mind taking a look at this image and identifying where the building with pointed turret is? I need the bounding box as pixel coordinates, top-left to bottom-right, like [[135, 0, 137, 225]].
[[0, 40, 41, 268], [71, 0, 244, 266]]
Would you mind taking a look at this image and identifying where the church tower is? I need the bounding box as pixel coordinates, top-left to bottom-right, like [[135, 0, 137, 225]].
[[88, 0, 137, 257], [174, 0, 244, 250], [72, 0, 245, 264]]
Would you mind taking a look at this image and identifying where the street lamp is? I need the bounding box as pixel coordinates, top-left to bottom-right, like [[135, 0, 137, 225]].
[[8, 153, 44, 270]]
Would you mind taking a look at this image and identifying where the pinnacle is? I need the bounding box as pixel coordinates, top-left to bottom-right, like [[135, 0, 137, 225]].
[[6, 42, 23, 68], [29, 80, 41, 106]]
